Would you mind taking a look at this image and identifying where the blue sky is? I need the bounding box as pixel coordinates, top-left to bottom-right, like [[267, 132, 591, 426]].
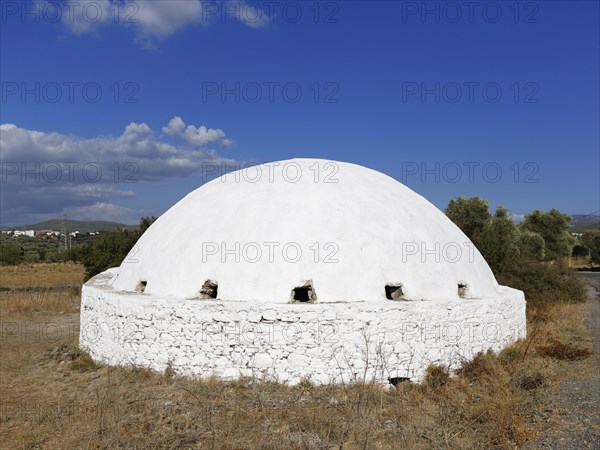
[[1, 0, 598, 226]]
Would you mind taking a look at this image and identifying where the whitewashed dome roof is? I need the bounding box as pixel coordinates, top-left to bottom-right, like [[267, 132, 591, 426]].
[[111, 159, 500, 303]]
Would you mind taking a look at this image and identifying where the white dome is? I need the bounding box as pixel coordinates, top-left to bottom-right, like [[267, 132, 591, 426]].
[[111, 159, 500, 302]]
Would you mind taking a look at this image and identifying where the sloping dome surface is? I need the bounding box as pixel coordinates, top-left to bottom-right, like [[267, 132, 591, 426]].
[[111, 159, 500, 302]]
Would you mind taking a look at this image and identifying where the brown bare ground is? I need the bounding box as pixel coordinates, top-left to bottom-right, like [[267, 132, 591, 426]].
[[0, 264, 596, 449]]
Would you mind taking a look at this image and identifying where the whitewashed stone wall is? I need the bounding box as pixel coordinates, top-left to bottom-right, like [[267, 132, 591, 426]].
[[80, 269, 526, 384]]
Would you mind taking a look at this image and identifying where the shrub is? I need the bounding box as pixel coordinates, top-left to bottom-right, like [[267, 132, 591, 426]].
[[423, 365, 450, 390], [498, 347, 522, 366], [456, 350, 498, 382], [497, 259, 587, 302], [445, 197, 585, 303], [0, 240, 22, 265]]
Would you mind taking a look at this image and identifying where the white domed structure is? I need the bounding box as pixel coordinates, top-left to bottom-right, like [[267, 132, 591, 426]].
[[81, 159, 526, 384]]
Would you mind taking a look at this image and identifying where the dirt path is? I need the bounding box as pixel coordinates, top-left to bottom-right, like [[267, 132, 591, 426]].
[[529, 272, 600, 449]]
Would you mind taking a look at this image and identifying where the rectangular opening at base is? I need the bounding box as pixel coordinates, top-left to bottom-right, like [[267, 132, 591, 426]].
[[293, 286, 312, 302], [388, 377, 411, 386], [385, 284, 403, 300], [458, 283, 468, 298]]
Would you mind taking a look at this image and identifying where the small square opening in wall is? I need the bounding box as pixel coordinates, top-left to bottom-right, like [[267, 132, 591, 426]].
[[291, 282, 317, 302], [385, 284, 404, 300], [458, 283, 468, 298], [293, 287, 311, 302], [388, 376, 411, 386], [136, 281, 147, 293], [200, 280, 218, 299]]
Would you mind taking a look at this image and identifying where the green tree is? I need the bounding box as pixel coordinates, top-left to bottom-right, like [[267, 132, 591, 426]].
[[479, 206, 520, 275], [80, 229, 138, 280], [80, 216, 157, 280], [139, 216, 157, 234], [445, 197, 519, 275], [518, 229, 546, 261], [444, 196, 491, 248], [445, 197, 586, 302], [497, 259, 586, 303], [582, 230, 600, 265], [0, 240, 22, 265], [23, 250, 41, 263], [521, 209, 574, 260]]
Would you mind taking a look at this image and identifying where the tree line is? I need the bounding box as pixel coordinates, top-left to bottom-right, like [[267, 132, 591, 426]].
[[0, 217, 157, 274], [445, 196, 597, 302]]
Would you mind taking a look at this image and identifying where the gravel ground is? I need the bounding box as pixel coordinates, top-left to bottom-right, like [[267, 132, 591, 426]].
[[528, 272, 600, 449]]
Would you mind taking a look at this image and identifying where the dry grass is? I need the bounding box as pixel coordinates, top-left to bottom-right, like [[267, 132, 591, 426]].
[[537, 341, 593, 360], [0, 264, 596, 449], [0, 262, 84, 289], [0, 289, 81, 314], [0, 262, 83, 314]]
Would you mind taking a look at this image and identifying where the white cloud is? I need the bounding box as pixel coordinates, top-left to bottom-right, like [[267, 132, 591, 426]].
[[162, 116, 230, 148], [41, 0, 270, 49], [1, 117, 234, 178], [65, 202, 143, 222], [129, 0, 207, 49], [56, 0, 205, 46], [0, 118, 238, 225], [56, 0, 114, 35], [162, 116, 186, 136]]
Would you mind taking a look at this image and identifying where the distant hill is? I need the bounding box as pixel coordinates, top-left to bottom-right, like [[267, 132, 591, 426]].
[[571, 213, 600, 233], [0, 220, 137, 234]]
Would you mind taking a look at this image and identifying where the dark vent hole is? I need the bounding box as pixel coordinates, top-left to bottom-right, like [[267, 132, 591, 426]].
[[292, 283, 316, 302], [388, 377, 411, 386], [385, 284, 404, 300], [293, 286, 311, 302], [200, 280, 218, 299], [136, 281, 147, 293]]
